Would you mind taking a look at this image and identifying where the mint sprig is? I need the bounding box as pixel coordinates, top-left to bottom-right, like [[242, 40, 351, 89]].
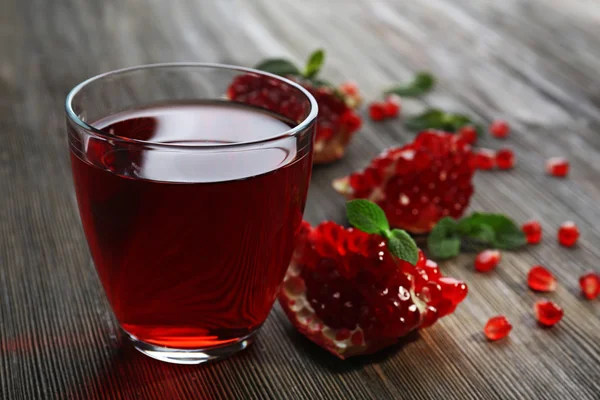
[[255, 49, 328, 84], [404, 109, 484, 137], [385, 72, 436, 97], [346, 200, 419, 265], [427, 213, 526, 259]]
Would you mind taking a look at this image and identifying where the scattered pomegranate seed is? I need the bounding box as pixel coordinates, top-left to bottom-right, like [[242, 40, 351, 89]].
[[457, 125, 478, 145], [383, 95, 401, 118], [558, 221, 579, 247], [474, 149, 496, 170], [369, 102, 386, 121], [546, 157, 569, 177], [489, 120, 510, 138], [527, 265, 557, 292], [474, 250, 501, 272], [534, 299, 563, 327], [522, 220, 542, 244], [579, 273, 600, 300], [495, 148, 516, 170], [484, 315, 512, 341]]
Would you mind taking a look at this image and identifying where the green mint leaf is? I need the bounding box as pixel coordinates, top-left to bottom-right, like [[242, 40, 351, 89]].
[[404, 109, 446, 131], [385, 72, 436, 97], [427, 217, 461, 259], [255, 58, 301, 77], [304, 49, 325, 79], [459, 213, 526, 249], [346, 199, 389, 234], [388, 229, 419, 265]]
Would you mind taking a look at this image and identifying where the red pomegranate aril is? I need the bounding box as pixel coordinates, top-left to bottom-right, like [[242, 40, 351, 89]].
[[423, 259, 441, 281], [527, 265, 557, 292], [438, 277, 468, 305], [383, 96, 401, 118], [558, 221, 579, 247], [534, 300, 563, 327], [339, 81, 359, 96], [474, 149, 496, 170], [546, 157, 569, 177], [484, 316, 512, 341], [475, 250, 501, 272], [579, 273, 600, 300], [522, 220, 542, 244], [340, 110, 362, 132], [490, 120, 510, 138], [369, 102, 387, 121], [495, 148, 515, 170], [458, 125, 478, 145]]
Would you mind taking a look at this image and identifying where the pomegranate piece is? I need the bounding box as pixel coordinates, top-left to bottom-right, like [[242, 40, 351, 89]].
[[579, 273, 600, 300], [369, 102, 387, 121], [534, 299, 563, 327], [546, 157, 569, 177], [558, 221, 579, 247], [484, 315, 512, 341], [527, 265, 557, 292], [279, 221, 468, 359], [474, 250, 501, 272], [474, 149, 496, 170], [383, 95, 401, 118], [457, 125, 478, 145], [489, 120, 510, 138], [522, 220, 542, 244], [495, 148, 516, 170], [333, 131, 476, 233], [227, 74, 362, 164]]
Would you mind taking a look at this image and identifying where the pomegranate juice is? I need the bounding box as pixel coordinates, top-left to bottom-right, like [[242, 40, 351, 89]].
[[70, 102, 313, 349]]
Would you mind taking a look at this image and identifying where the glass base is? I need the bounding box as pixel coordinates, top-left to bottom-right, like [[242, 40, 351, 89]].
[[125, 330, 257, 365]]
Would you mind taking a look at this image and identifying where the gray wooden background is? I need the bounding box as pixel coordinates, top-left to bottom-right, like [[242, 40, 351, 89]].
[[1, 0, 599, 399]]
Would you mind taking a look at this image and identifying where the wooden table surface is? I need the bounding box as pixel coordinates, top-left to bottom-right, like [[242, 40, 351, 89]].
[[2, 0, 599, 398]]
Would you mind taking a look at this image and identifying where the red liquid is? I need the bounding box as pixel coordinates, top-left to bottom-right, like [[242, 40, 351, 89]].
[[70, 102, 313, 349]]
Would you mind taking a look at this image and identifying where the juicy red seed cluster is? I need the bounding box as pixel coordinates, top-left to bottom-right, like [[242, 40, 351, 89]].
[[558, 221, 579, 247], [227, 74, 361, 145], [534, 299, 563, 326], [346, 131, 475, 233], [495, 148, 516, 170], [546, 157, 569, 177], [457, 125, 478, 145], [522, 220, 542, 244], [474, 149, 496, 170], [475, 250, 501, 272], [298, 222, 467, 340], [579, 273, 600, 300], [527, 265, 557, 292], [369, 96, 401, 121], [490, 120, 510, 138], [484, 315, 512, 341]]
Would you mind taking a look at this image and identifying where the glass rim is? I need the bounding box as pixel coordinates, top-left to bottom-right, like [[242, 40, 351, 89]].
[[65, 62, 319, 150]]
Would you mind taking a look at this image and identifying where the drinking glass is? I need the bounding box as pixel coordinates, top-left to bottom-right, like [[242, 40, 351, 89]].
[[66, 64, 317, 364]]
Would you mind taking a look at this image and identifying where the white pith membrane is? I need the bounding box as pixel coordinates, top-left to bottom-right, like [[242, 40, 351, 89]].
[[281, 257, 429, 358]]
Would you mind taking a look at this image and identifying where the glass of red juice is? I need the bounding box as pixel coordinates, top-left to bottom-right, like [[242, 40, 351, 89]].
[[65, 64, 317, 364]]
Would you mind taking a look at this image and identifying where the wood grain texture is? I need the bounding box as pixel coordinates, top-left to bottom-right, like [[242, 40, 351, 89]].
[[1, 0, 599, 398]]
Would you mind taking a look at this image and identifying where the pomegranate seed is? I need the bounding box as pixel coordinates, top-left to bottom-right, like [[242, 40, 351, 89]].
[[489, 120, 510, 138], [340, 110, 362, 133], [495, 148, 515, 170], [534, 299, 563, 327], [546, 157, 569, 177], [457, 125, 478, 145], [522, 220, 542, 244], [474, 250, 501, 272], [369, 103, 387, 121], [474, 149, 496, 170], [383, 95, 401, 118], [579, 273, 600, 300], [438, 277, 468, 305], [558, 221, 579, 247], [484, 315, 512, 341], [527, 265, 557, 292], [339, 81, 359, 96]]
